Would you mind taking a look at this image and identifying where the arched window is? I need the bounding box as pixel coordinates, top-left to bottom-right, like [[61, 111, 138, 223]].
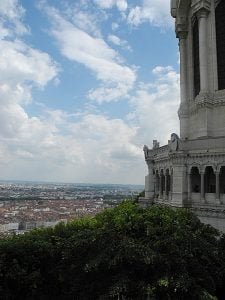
[[166, 169, 170, 196], [220, 166, 225, 194], [155, 170, 160, 197], [191, 167, 201, 192], [193, 18, 200, 96], [205, 166, 216, 193], [216, 0, 225, 90], [160, 170, 165, 198]]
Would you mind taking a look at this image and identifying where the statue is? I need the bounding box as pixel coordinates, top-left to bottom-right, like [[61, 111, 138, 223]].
[[152, 140, 160, 149], [169, 133, 179, 152], [143, 145, 149, 159]]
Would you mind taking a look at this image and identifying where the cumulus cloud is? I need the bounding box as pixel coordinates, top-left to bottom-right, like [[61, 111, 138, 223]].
[[0, 0, 143, 184], [130, 66, 180, 145], [94, 0, 128, 11], [65, 113, 143, 183], [127, 0, 173, 28], [0, 40, 58, 89], [44, 6, 136, 103], [0, 0, 180, 185], [0, 0, 61, 174]]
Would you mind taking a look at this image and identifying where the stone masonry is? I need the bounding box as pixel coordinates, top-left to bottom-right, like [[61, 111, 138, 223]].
[[140, 0, 225, 232]]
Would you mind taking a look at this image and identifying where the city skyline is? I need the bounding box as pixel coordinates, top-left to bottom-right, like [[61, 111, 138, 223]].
[[0, 0, 180, 184]]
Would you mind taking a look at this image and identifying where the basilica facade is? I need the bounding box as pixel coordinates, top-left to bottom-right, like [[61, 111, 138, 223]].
[[141, 0, 225, 231]]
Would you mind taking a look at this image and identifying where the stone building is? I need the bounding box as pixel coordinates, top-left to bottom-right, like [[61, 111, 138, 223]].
[[141, 0, 225, 231]]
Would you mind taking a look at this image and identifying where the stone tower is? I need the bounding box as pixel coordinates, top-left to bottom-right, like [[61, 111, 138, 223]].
[[141, 0, 225, 231]]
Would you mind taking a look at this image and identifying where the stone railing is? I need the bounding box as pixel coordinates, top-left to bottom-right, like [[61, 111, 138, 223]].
[[145, 144, 169, 160]]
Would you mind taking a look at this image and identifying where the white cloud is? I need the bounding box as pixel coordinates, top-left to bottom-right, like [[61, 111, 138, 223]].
[[0, 0, 28, 37], [0, 0, 143, 184], [0, 40, 58, 89], [108, 34, 121, 46], [44, 6, 136, 103], [64, 113, 143, 183], [94, 0, 128, 11], [0, 0, 180, 185], [127, 0, 173, 28], [130, 66, 180, 145], [108, 34, 132, 51], [63, 6, 102, 37]]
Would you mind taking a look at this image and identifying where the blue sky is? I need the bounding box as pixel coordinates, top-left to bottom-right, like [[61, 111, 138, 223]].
[[0, 0, 180, 184]]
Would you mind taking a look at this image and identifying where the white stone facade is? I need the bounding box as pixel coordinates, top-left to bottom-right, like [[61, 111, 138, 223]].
[[141, 0, 225, 231]]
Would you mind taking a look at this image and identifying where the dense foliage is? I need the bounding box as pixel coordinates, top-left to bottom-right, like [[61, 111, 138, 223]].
[[0, 201, 225, 300]]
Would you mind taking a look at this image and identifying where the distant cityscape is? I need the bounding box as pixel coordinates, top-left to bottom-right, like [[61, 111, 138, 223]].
[[0, 181, 143, 236]]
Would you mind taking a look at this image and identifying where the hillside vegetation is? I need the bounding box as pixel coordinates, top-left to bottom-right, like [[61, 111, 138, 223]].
[[0, 201, 225, 299]]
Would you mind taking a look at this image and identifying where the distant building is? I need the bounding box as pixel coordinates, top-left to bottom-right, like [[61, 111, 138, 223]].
[[140, 0, 225, 232]]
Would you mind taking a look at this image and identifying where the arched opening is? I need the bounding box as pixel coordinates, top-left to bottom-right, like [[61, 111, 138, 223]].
[[205, 166, 216, 193], [165, 169, 171, 196], [155, 170, 159, 198], [216, 0, 225, 90], [193, 18, 200, 96], [170, 168, 173, 200], [220, 166, 225, 194], [191, 167, 200, 193], [160, 170, 165, 199]]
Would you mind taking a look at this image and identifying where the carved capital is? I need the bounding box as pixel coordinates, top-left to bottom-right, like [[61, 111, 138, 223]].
[[177, 30, 188, 40], [175, 16, 188, 39], [191, 0, 211, 16]]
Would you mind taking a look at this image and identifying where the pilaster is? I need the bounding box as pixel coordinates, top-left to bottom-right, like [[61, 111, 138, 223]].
[[177, 25, 189, 140], [144, 162, 155, 200], [171, 162, 188, 207]]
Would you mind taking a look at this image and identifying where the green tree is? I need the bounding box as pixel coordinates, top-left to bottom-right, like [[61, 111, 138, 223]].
[[0, 201, 223, 299]]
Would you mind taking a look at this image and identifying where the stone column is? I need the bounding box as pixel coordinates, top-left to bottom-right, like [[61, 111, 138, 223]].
[[179, 32, 188, 105], [187, 172, 192, 202], [178, 31, 189, 139], [145, 163, 155, 199], [200, 171, 205, 203], [216, 171, 220, 204], [197, 8, 209, 92]]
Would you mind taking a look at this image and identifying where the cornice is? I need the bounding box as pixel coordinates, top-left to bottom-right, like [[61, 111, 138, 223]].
[[146, 149, 225, 168]]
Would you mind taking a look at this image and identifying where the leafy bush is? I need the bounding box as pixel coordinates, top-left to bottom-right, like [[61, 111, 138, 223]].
[[0, 201, 224, 299]]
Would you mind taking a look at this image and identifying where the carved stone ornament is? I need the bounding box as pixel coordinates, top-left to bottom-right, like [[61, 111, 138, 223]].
[[191, 0, 211, 15], [169, 133, 180, 152], [152, 140, 160, 149], [143, 145, 149, 159]]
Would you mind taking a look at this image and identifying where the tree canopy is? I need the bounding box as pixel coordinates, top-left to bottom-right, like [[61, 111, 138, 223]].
[[0, 201, 224, 299]]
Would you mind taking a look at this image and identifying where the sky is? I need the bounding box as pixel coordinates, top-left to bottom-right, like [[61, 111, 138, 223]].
[[0, 0, 180, 185]]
